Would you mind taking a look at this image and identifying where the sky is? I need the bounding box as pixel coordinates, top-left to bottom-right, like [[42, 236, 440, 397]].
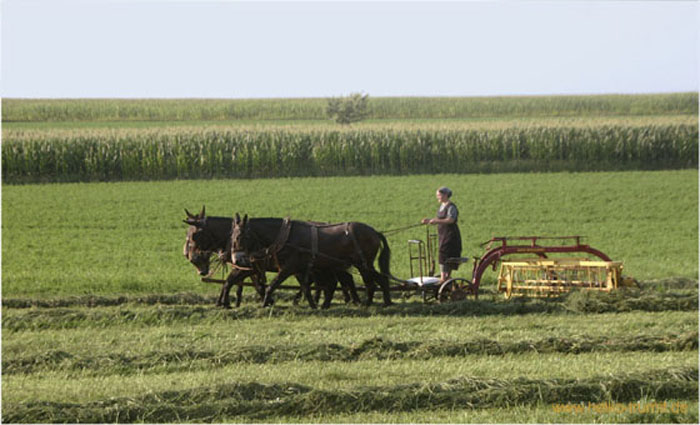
[[1, 0, 698, 99]]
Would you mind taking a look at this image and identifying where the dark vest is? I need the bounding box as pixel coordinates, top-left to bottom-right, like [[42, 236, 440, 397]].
[[437, 202, 462, 264]]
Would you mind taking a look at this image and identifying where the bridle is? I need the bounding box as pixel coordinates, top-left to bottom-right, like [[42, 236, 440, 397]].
[[233, 218, 293, 265], [185, 224, 229, 277]]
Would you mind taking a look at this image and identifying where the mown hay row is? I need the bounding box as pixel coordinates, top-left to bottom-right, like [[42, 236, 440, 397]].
[[3, 278, 696, 310], [3, 125, 697, 183], [1, 292, 216, 309], [2, 288, 697, 332], [4, 333, 697, 376], [3, 367, 697, 423]]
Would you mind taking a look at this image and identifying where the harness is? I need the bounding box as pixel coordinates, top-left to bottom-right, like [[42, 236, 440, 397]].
[[345, 222, 369, 270], [240, 219, 367, 273]]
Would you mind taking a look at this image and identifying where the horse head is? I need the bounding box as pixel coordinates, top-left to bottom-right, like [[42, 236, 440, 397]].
[[231, 213, 254, 266], [183, 206, 217, 276]]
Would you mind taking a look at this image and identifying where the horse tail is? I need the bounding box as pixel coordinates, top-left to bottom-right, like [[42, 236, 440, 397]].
[[377, 231, 404, 284]]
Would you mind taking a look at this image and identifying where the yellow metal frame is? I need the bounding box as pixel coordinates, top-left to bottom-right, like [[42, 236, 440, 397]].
[[496, 257, 623, 298]]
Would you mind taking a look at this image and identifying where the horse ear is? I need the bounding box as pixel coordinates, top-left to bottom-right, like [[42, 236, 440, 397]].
[[235, 213, 241, 223], [199, 205, 206, 219], [185, 208, 195, 219], [183, 217, 199, 226], [243, 214, 248, 226]]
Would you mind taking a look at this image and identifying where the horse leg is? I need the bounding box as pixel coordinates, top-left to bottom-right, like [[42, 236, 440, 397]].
[[234, 284, 244, 308], [359, 270, 377, 306], [292, 289, 303, 306], [216, 283, 228, 308], [252, 272, 271, 304], [336, 270, 361, 305], [294, 271, 318, 310], [218, 270, 244, 309], [316, 270, 336, 310], [314, 287, 323, 305], [263, 268, 293, 307], [373, 269, 394, 307]]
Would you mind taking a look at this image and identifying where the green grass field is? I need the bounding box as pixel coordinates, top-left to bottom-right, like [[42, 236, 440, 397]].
[[1, 170, 697, 298], [2, 94, 698, 423], [2, 170, 698, 422], [2, 303, 697, 422]]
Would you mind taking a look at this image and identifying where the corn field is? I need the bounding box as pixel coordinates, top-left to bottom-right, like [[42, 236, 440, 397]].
[[2, 125, 697, 183], [3, 93, 697, 122]]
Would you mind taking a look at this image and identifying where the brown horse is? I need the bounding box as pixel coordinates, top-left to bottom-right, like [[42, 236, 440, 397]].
[[183, 207, 266, 307], [231, 214, 396, 307], [183, 207, 360, 308]]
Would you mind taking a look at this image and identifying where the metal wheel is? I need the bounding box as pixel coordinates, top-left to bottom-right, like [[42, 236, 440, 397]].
[[438, 278, 477, 303]]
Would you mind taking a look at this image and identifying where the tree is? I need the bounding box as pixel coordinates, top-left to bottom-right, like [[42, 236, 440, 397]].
[[326, 92, 369, 125]]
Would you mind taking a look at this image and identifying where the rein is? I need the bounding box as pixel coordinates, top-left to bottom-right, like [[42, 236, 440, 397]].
[[380, 223, 425, 236], [204, 251, 228, 278]]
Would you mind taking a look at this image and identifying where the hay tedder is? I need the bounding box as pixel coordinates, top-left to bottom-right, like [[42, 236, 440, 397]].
[[405, 230, 630, 301]]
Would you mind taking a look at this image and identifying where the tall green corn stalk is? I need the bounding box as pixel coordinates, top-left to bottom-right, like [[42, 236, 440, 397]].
[[2, 125, 697, 183], [3, 93, 697, 122]]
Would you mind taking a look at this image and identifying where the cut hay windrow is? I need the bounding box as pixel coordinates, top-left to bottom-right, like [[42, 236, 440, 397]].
[[0, 292, 216, 309], [4, 333, 697, 376], [3, 278, 696, 310], [2, 290, 698, 332], [2, 124, 697, 183], [3, 367, 696, 423], [2, 288, 697, 332]]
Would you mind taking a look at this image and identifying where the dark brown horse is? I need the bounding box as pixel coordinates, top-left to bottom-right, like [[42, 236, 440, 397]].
[[183, 207, 266, 307], [231, 214, 396, 307], [183, 207, 360, 308]]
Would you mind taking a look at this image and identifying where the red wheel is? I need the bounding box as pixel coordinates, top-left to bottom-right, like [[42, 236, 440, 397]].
[[438, 278, 477, 303]]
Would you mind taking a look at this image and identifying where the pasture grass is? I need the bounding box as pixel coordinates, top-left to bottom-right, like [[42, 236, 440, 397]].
[[3, 353, 697, 406], [2, 170, 697, 423], [5, 309, 695, 347], [261, 401, 700, 424], [2, 170, 697, 298], [2, 287, 697, 333], [2, 96, 698, 423], [2, 361, 697, 422], [3, 308, 696, 376], [3, 293, 696, 423]]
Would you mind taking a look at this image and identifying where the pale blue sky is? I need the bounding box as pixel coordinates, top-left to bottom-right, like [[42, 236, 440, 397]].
[[1, 0, 698, 98]]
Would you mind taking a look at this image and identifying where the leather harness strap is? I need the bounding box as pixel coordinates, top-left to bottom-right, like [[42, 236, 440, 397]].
[[246, 219, 367, 272], [265, 217, 292, 257], [346, 222, 369, 270], [245, 217, 292, 273], [310, 225, 318, 264]]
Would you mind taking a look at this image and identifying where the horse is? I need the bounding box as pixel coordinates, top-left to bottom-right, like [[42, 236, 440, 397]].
[[231, 214, 396, 307], [183, 207, 266, 308], [183, 207, 360, 309]]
